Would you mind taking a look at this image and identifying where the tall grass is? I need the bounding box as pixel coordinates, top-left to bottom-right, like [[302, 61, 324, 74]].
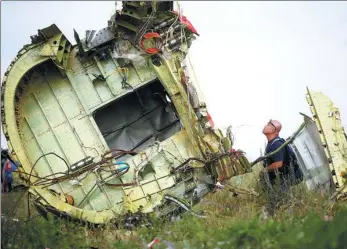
[[1, 173, 346, 249]]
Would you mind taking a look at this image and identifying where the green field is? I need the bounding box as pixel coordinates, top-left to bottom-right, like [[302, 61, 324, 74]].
[[2, 174, 347, 249]]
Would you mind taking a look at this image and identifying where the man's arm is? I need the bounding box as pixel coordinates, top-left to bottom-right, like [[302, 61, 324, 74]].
[[266, 161, 283, 172], [266, 141, 285, 172]]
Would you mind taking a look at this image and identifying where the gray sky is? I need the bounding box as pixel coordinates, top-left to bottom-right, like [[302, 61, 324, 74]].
[[1, 1, 347, 161]]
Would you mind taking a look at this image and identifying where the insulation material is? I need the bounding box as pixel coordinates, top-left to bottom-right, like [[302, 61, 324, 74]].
[[187, 82, 199, 109], [94, 80, 181, 153], [111, 50, 147, 68]]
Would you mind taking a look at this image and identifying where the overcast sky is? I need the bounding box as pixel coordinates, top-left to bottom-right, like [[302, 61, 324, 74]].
[[1, 1, 347, 161]]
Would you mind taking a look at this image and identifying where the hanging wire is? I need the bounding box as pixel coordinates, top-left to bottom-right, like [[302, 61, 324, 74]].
[[9, 147, 243, 219], [134, 2, 157, 45], [27, 152, 70, 184], [164, 1, 180, 46]]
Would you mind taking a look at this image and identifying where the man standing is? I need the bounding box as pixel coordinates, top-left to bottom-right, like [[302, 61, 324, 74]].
[[260, 119, 292, 215], [1, 149, 18, 193]]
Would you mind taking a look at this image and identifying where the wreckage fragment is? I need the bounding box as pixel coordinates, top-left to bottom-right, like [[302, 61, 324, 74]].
[[305, 88, 347, 194], [1, 1, 251, 224]]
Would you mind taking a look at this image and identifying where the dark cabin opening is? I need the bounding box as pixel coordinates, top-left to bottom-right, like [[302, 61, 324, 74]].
[[94, 79, 181, 155]]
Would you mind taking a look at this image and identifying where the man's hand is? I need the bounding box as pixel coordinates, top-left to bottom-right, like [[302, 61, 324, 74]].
[[215, 182, 224, 189], [266, 161, 283, 172]]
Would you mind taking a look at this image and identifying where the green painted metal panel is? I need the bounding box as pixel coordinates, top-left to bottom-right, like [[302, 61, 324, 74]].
[[34, 85, 67, 128], [86, 63, 114, 102], [24, 96, 50, 136], [69, 116, 105, 155], [45, 68, 85, 119], [69, 72, 103, 110], [54, 123, 86, 163]]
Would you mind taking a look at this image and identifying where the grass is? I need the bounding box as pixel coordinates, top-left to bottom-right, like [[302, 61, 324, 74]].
[[2, 168, 347, 249]]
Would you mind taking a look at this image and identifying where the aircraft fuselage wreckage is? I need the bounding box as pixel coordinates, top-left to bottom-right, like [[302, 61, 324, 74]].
[[1, 1, 252, 225]]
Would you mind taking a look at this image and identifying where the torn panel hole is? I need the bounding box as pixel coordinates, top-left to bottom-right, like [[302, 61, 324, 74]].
[[94, 79, 181, 161], [138, 162, 156, 181]]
